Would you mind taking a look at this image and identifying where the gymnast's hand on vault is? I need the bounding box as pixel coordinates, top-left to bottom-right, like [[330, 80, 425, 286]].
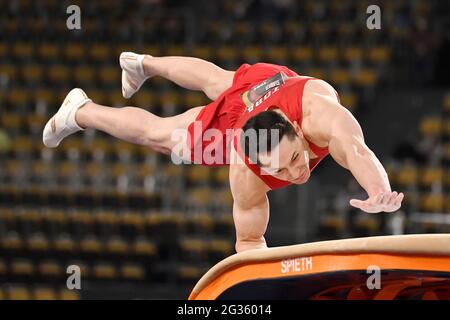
[[349, 191, 404, 213]]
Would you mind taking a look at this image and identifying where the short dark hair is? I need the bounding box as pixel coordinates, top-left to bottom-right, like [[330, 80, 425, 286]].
[[240, 109, 297, 166]]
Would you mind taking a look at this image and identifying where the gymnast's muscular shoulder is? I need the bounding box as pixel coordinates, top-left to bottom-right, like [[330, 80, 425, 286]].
[[300, 78, 342, 148]]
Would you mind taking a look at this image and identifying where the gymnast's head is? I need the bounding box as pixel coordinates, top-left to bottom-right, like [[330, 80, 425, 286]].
[[240, 109, 311, 184]]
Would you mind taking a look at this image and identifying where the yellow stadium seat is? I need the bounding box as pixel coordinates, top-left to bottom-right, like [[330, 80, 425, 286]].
[[177, 265, 204, 282], [64, 43, 85, 61], [266, 47, 288, 63], [420, 167, 444, 188], [99, 66, 120, 84], [34, 287, 57, 300], [133, 237, 157, 256], [443, 93, 450, 112], [338, 23, 355, 38], [14, 136, 33, 155], [60, 289, 80, 300], [110, 91, 126, 106], [13, 42, 34, 60], [339, 92, 358, 111], [354, 215, 380, 234], [34, 88, 56, 105], [90, 138, 112, 156], [445, 196, 450, 213], [0, 63, 17, 81], [121, 263, 145, 280], [213, 166, 229, 185], [185, 166, 211, 184], [38, 261, 63, 277], [190, 213, 214, 232], [188, 188, 211, 207], [354, 68, 377, 87], [90, 43, 110, 61], [0, 259, 7, 276], [38, 42, 60, 60], [260, 23, 279, 38], [396, 164, 418, 187], [95, 210, 120, 226], [1, 113, 22, 132], [159, 91, 180, 106], [343, 46, 363, 62], [208, 239, 234, 257], [80, 235, 103, 253], [84, 162, 102, 179], [216, 45, 238, 62], [7, 286, 31, 300], [114, 140, 137, 158], [58, 161, 78, 180], [122, 211, 145, 231], [318, 46, 338, 62], [330, 69, 351, 86], [83, 19, 100, 35], [284, 21, 300, 38], [420, 193, 445, 212], [0, 42, 8, 59], [215, 189, 233, 208], [291, 47, 313, 62], [320, 215, 346, 232], [114, 43, 135, 58], [10, 259, 34, 276], [444, 170, 450, 189], [242, 46, 263, 63], [419, 117, 443, 137], [48, 64, 70, 83], [311, 22, 329, 39], [8, 88, 30, 105], [27, 233, 50, 252], [70, 210, 94, 226], [180, 238, 208, 256], [2, 231, 23, 250], [306, 68, 325, 80], [137, 163, 156, 177], [106, 237, 129, 255], [93, 262, 117, 279], [59, 136, 83, 154], [132, 91, 156, 109], [27, 114, 47, 133], [54, 234, 77, 252], [74, 65, 96, 83], [166, 45, 185, 56], [443, 119, 450, 137], [142, 45, 161, 58], [0, 288, 4, 300], [191, 46, 213, 60], [22, 64, 43, 83], [85, 89, 105, 104], [368, 46, 391, 63], [234, 22, 251, 38], [185, 91, 209, 106], [214, 214, 234, 234]]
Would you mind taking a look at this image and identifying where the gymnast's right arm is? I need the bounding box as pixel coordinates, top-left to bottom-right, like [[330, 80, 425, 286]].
[[229, 163, 270, 253]]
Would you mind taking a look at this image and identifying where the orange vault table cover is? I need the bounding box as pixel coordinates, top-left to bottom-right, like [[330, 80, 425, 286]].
[[188, 234, 450, 300]]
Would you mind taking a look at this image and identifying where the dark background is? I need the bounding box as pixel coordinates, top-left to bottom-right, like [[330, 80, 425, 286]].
[[0, 0, 448, 299]]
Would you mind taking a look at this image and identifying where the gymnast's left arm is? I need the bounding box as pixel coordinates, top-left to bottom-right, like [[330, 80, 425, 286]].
[[321, 95, 404, 213]]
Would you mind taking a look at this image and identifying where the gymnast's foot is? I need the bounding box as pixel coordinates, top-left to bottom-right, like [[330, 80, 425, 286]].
[[42, 88, 91, 148], [119, 52, 151, 99]]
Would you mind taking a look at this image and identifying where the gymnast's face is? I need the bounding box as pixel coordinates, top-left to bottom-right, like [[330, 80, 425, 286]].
[[257, 131, 311, 184]]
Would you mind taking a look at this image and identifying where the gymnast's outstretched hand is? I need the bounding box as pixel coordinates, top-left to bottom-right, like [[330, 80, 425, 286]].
[[349, 191, 404, 213]]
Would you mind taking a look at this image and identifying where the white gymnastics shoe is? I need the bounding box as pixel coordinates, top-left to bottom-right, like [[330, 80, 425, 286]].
[[119, 52, 150, 99], [42, 88, 91, 148]]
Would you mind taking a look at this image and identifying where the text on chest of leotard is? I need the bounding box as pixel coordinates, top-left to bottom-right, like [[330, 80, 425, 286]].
[[247, 86, 281, 113]]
